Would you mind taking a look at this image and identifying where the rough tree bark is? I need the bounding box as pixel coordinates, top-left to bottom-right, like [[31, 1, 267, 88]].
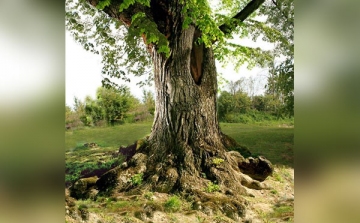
[[78, 0, 273, 219], [138, 23, 273, 194]]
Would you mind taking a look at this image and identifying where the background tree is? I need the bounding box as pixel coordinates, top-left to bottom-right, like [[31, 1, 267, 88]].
[[65, 105, 84, 129], [265, 58, 293, 116], [76, 86, 139, 126], [218, 90, 251, 122], [96, 86, 138, 125], [219, 77, 257, 122], [82, 95, 105, 126], [141, 89, 155, 115], [65, 97, 87, 128], [251, 95, 266, 111], [255, 0, 294, 115], [227, 78, 246, 96], [73, 96, 86, 114], [66, 0, 281, 214], [246, 76, 259, 99], [272, 58, 294, 116]]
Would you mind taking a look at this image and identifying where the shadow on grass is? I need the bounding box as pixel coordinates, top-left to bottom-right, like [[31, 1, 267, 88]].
[[222, 124, 294, 168]]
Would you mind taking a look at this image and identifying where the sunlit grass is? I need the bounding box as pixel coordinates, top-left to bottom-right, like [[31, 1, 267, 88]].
[[220, 122, 294, 167], [66, 121, 294, 167], [65, 122, 152, 151]]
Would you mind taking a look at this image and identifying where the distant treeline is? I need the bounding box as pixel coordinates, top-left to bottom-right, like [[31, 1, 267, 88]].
[[66, 87, 155, 129], [66, 83, 293, 129], [218, 90, 292, 124]]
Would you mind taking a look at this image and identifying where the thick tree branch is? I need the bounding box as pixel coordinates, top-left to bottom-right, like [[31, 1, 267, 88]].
[[219, 0, 265, 35]]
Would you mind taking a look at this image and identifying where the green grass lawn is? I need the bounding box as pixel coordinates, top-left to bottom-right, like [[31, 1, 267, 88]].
[[65, 122, 153, 150], [220, 123, 294, 167], [66, 122, 293, 167]]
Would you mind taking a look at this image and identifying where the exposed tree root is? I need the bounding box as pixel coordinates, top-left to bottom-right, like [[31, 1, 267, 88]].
[[70, 134, 273, 221]]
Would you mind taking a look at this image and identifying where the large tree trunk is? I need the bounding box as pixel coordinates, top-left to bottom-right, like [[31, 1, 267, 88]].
[[146, 25, 226, 191], [129, 26, 273, 196], [94, 27, 273, 219]]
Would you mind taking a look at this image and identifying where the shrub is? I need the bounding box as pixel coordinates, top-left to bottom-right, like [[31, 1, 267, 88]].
[[66, 100, 87, 129], [65, 105, 84, 129], [222, 110, 289, 124], [269, 205, 294, 219], [212, 158, 224, 165], [130, 173, 143, 186], [205, 182, 220, 193], [129, 104, 154, 123], [237, 114, 252, 123], [164, 195, 182, 212], [223, 113, 236, 123], [224, 113, 251, 123], [218, 91, 251, 120], [94, 119, 107, 127], [78, 203, 88, 210], [124, 113, 135, 123], [80, 115, 93, 127], [144, 191, 154, 200]]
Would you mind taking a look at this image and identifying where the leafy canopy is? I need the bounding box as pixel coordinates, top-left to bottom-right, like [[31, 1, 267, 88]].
[[66, 0, 290, 90]]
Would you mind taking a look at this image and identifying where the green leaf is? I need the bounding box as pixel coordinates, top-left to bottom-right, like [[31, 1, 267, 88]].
[[96, 0, 111, 10], [131, 12, 146, 22], [119, 0, 150, 12], [158, 45, 170, 58]]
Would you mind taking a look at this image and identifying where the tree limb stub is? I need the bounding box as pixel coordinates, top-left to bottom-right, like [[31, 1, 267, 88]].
[[219, 0, 265, 35]]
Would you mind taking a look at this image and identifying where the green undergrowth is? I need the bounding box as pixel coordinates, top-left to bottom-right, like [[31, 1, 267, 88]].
[[65, 156, 123, 185], [205, 182, 220, 193], [65, 142, 125, 186], [130, 173, 144, 186], [222, 111, 294, 126], [71, 193, 194, 218], [259, 203, 294, 222], [164, 195, 182, 212]]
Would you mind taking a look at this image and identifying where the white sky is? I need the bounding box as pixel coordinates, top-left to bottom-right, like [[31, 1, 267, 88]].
[[66, 31, 273, 108]]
